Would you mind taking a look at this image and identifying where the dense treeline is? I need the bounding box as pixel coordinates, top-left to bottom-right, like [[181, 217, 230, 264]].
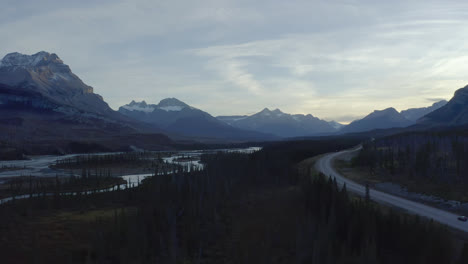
[[300, 174, 457, 264], [353, 132, 468, 183], [262, 137, 363, 163], [0, 141, 24, 160], [54, 152, 165, 169], [89, 150, 301, 263], [86, 139, 464, 263], [1, 138, 466, 263], [1, 171, 122, 199]]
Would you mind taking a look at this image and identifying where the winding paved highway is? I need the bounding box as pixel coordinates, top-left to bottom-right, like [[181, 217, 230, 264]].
[[315, 147, 468, 233]]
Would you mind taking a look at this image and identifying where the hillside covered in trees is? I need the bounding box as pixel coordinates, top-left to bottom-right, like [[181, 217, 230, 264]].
[[352, 126, 468, 200]]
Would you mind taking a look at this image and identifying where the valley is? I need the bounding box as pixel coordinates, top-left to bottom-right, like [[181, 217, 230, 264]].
[[2, 138, 467, 263], [5, 1, 468, 262], [1, 45, 468, 264]]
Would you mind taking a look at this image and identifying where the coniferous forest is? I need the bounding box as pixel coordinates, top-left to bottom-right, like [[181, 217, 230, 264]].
[[352, 129, 468, 201], [0, 138, 467, 263], [354, 131, 468, 182]]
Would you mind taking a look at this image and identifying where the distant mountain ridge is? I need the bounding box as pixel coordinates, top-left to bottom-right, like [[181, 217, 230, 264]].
[[119, 99, 275, 140], [2, 51, 468, 154], [401, 100, 447, 121], [336, 99, 448, 134], [119, 98, 198, 128], [217, 108, 339, 138], [340, 108, 412, 134]]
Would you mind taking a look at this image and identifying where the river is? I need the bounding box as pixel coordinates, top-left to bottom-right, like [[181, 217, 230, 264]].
[[0, 147, 261, 204]]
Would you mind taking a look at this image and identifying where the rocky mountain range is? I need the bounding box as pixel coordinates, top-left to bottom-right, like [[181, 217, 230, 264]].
[[216, 100, 448, 137], [337, 100, 448, 134], [1, 50, 468, 156], [339, 108, 413, 134], [0, 51, 170, 155], [0, 51, 115, 116], [217, 108, 339, 138], [118, 99, 275, 140]]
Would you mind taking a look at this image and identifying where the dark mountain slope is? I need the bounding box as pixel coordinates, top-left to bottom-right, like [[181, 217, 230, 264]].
[[119, 99, 276, 141], [419, 85, 468, 126], [340, 108, 412, 134]]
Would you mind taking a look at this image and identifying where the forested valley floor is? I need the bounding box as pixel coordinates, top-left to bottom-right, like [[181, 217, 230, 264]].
[[1, 138, 467, 263]]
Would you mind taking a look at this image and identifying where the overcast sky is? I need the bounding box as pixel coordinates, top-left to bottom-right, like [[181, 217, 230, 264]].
[[1, 0, 468, 123]]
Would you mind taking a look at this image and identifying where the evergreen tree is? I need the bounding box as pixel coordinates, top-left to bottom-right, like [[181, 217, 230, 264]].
[[365, 182, 370, 203]]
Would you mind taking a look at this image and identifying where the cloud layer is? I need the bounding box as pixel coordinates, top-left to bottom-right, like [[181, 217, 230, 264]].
[[2, 0, 468, 122]]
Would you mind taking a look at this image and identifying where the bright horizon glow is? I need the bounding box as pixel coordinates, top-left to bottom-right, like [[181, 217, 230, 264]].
[[1, 0, 467, 123]]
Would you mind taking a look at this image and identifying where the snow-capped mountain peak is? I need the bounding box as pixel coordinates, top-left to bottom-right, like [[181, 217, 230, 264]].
[[0, 51, 115, 115], [157, 98, 192, 111], [0, 51, 63, 68], [121, 100, 155, 113], [120, 98, 195, 114], [0, 51, 95, 94], [128, 100, 147, 107]]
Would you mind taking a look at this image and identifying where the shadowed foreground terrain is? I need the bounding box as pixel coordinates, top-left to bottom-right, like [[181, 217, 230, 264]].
[[1, 138, 468, 263]]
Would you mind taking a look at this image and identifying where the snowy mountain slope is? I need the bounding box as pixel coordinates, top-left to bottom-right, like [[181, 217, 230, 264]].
[[0, 51, 117, 116], [0, 51, 171, 154]]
